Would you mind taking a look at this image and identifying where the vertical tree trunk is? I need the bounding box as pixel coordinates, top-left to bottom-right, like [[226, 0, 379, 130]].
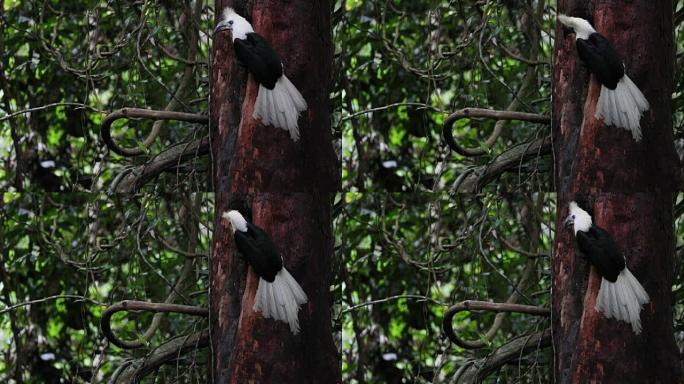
[[552, 1, 680, 383], [210, 1, 339, 383], [211, 1, 339, 192]]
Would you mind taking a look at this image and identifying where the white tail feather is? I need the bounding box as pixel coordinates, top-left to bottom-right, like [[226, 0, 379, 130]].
[[253, 75, 307, 142], [595, 267, 650, 334], [595, 75, 649, 141], [253, 267, 308, 334]]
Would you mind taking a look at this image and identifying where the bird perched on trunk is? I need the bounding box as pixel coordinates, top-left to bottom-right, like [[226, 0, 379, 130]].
[[565, 200, 649, 334], [215, 7, 307, 141], [558, 14, 649, 141], [223, 210, 308, 334]]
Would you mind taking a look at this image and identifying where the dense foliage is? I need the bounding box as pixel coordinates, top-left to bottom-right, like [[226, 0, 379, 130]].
[[336, 0, 554, 192], [1, 0, 684, 383], [337, 0, 684, 382], [1, 0, 214, 381], [0, 0, 211, 192], [1, 193, 213, 381]]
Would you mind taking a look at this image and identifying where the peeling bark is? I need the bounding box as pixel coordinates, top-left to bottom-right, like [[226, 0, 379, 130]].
[[552, 1, 680, 383]]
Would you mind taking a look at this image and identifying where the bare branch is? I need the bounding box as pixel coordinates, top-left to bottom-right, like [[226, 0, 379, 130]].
[[0, 102, 102, 122], [453, 136, 551, 193], [110, 329, 209, 383], [442, 108, 550, 157], [342, 294, 445, 313], [100, 300, 208, 349], [442, 300, 549, 349], [110, 136, 209, 193], [494, 41, 549, 66], [341, 102, 443, 122], [100, 108, 208, 157], [453, 328, 551, 383], [154, 40, 203, 65], [0, 294, 104, 315]]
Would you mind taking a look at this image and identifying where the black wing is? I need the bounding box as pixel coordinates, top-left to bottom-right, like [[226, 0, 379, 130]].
[[576, 33, 624, 89], [234, 32, 283, 89], [576, 225, 625, 282], [234, 221, 283, 282]]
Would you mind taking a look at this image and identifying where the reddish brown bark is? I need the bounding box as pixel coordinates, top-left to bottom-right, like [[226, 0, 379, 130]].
[[553, 2, 681, 193], [552, 1, 680, 383], [211, 193, 339, 383], [209, 1, 340, 383], [211, 1, 338, 193]]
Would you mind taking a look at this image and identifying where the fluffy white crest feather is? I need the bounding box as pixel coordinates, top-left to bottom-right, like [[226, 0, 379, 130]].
[[253, 267, 309, 334], [568, 201, 592, 234], [595, 268, 650, 334], [220, 7, 254, 41], [557, 14, 596, 40], [222, 210, 248, 233]]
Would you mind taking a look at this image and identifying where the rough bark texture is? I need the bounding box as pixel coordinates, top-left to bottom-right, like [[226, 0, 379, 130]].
[[552, 1, 680, 383], [211, 1, 338, 193], [210, 1, 340, 383], [211, 193, 339, 383], [553, 1, 680, 193]]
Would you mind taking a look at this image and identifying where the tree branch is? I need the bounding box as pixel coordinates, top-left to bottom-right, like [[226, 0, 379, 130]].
[[0, 294, 104, 315], [452, 136, 551, 193], [442, 300, 549, 349], [453, 328, 551, 383], [100, 300, 208, 349], [0, 102, 101, 122], [442, 108, 550, 157], [100, 108, 208, 157], [110, 136, 209, 193], [109, 329, 209, 383]]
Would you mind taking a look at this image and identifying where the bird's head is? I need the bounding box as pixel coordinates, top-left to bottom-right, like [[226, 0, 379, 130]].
[[557, 14, 596, 40], [564, 201, 592, 234], [214, 7, 254, 41], [222, 210, 248, 233]]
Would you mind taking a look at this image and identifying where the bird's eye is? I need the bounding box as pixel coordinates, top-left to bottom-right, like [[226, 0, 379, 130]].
[[228, 20, 234, 25], [572, 215, 575, 218]]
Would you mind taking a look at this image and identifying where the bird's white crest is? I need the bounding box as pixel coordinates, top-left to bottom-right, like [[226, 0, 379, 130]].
[[222, 210, 248, 233], [558, 14, 596, 40], [220, 7, 254, 41], [568, 201, 592, 234]]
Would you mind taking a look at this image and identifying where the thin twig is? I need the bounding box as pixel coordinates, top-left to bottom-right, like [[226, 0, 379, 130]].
[[0, 102, 102, 122], [0, 294, 105, 315], [341, 102, 443, 121], [343, 294, 445, 313]]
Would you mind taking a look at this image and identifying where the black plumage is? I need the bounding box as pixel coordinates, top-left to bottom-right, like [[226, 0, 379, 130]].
[[234, 221, 283, 282], [234, 33, 283, 89], [576, 225, 625, 282], [576, 33, 624, 89]]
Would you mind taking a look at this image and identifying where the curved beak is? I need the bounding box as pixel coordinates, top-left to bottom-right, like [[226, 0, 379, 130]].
[[563, 215, 574, 228], [214, 20, 232, 34]]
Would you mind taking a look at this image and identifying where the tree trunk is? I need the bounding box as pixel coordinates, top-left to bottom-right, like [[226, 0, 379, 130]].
[[210, 1, 339, 193], [209, 1, 340, 383], [552, 1, 680, 383]]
